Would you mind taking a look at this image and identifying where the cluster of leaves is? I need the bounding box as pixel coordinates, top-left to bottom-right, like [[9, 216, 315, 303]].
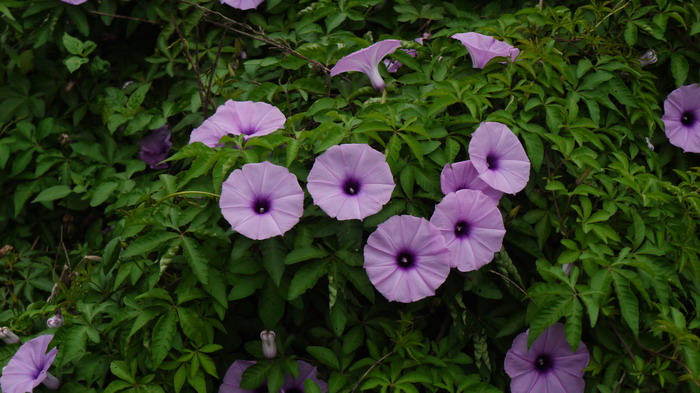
[[2, 0, 700, 392]]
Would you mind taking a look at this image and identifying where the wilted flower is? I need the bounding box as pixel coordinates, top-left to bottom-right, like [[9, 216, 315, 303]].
[[219, 360, 327, 393], [505, 323, 589, 393], [189, 100, 286, 148], [221, 0, 264, 10], [307, 144, 395, 221], [562, 263, 573, 276], [260, 330, 276, 359], [451, 32, 519, 69], [364, 215, 451, 303], [0, 327, 20, 345], [139, 126, 173, 169], [661, 84, 700, 153], [0, 335, 61, 392], [430, 189, 505, 272], [61, 0, 88, 4], [468, 122, 531, 194], [46, 309, 64, 329], [330, 39, 402, 91], [638, 49, 657, 67], [384, 37, 424, 73], [219, 162, 304, 240], [440, 160, 502, 200]]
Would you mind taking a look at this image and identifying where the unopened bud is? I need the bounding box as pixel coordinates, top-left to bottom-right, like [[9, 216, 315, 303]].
[[562, 263, 572, 276], [47, 309, 64, 328], [0, 326, 20, 344], [260, 330, 277, 359], [638, 49, 657, 67]]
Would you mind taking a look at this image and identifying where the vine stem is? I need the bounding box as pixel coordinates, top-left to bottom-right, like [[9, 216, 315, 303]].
[[350, 351, 395, 393], [155, 191, 220, 205]]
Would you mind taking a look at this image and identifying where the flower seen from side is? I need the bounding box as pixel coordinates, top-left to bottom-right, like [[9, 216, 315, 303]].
[[364, 215, 451, 303], [0, 335, 61, 392], [430, 189, 505, 272], [468, 122, 530, 194], [330, 39, 402, 91], [451, 32, 519, 69], [221, 0, 264, 10], [661, 84, 700, 153], [505, 323, 589, 393], [307, 144, 395, 221], [219, 360, 327, 393], [139, 126, 173, 169], [189, 100, 286, 148], [440, 160, 502, 200], [219, 161, 304, 240], [0, 327, 20, 345]]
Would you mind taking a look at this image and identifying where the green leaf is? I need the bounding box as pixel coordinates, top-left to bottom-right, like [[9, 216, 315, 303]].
[[177, 307, 206, 346], [182, 237, 209, 285], [670, 54, 689, 87], [306, 346, 340, 369], [32, 185, 71, 203], [624, 22, 638, 46], [65, 56, 89, 73], [121, 231, 179, 259], [612, 272, 639, 336], [262, 238, 286, 286], [288, 260, 328, 300], [90, 181, 118, 206], [285, 247, 329, 264], [110, 361, 135, 383], [565, 299, 583, 350], [399, 133, 424, 166], [62, 32, 83, 55], [151, 309, 177, 367], [259, 279, 284, 328]]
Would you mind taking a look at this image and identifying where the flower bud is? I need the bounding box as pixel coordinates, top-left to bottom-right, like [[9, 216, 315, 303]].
[[638, 49, 657, 67], [260, 330, 277, 359], [562, 263, 572, 276], [0, 326, 20, 344], [47, 309, 64, 328]]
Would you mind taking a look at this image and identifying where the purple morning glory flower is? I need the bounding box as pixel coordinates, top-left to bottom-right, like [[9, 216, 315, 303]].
[[61, 0, 88, 4], [505, 323, 589, 393], [0, 327, 20, 344], [451, 32, 519, 69], [219, 360, 327, 393], [468, 122, 530, 194], [221, 0, 264, 10], [330, 39, 402, 91], [0, 335, 61, 392], [661, 84, 700, 153], [189, 100, 286, 148], [219, 161, 304, 240], [364, 215, 451, 303], [440, 160, 503, 200], [139, 126, 173, 169], [307, 144, 395, 221], [430, 189, 505, 272]]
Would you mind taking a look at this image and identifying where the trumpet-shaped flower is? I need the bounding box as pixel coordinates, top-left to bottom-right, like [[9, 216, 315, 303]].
[[440, 160, 502, 200], [330, 39, 402, 91], [364, 215, 451, 303], [505, 323, 589, 393], [221, 0, 264, 10], [662, 84, 700, 153], [468, 122, 530, 194], [219, 360, 327, 393], [219, 162, 304, 240], [139, 126, 173, 169], [307, 144, 395, 220], [0, 335, 61, 392], [189, 100, 286, 147], [452, 32, 519, 69], [430, 189, 505, 272]]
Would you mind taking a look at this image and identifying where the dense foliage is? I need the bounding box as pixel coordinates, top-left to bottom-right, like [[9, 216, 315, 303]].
[[2, 0, 700, 392]]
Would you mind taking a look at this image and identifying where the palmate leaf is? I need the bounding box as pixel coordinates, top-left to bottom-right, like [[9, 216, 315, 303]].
[[288, 259, 328, 300], [182, 236, 209, 285], [612, 271, 639, 336], [565, 298, 583, 350], [121, 231, 179, 259], [528, 295, 570, 347]]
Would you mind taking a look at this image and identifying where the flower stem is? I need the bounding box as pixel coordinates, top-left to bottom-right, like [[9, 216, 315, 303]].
[[155, 191, 220, 205], [42, 373, 61, 390]]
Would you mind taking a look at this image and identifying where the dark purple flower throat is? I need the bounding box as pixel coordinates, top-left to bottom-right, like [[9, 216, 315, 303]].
[[396, 250, 415, 269], [534, 354, 553, 373], [486, 154, 499, 170], [253, 198, 271, 214], [681, 111, 696, 126], [342, 177, 362, 196], [454, 220, 471, 238]]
